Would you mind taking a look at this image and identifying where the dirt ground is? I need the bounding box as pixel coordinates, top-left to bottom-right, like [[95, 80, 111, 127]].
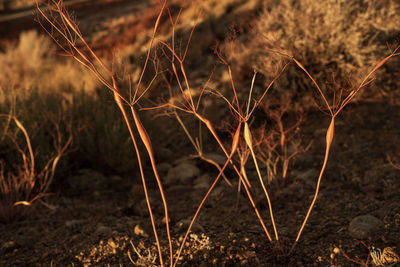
[[1, 1, 399, 266]]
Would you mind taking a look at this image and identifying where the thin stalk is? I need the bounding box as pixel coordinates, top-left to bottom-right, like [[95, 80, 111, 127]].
[[173, 124, 241, 267], [240, 162, 251, 189], [174, 111, 232, 186], [112, 89, 165, 265], [199, 155, 232, 187], [131, 106, 173, 267], [43, 135, 73, 194], [173, 111, 198, 150], [290, 117, 335, 254], [13, 117, 35, 176], [194, 114, 272, 242], [36, 1, 171, 264], [244, 122, 279, 242]]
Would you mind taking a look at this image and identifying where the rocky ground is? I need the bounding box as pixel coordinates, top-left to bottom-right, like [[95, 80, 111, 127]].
[[0, 0, 399, 266]]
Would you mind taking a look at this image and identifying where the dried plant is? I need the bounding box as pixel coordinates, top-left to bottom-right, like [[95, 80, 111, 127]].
[[370, 246, 400, 266], [153, 24, 293, 259], [35, 0, 172, 265], [255, 98, 312, 183], [147, 8, 287, 261], [333, 241, 372, 266], [234, 0, 400, 102], [331, 241, 400, 266], [128, 241, 158, 267], [0, 113, 71, 223], [285, 44, 400, 253], [153, 5, 399, 259]]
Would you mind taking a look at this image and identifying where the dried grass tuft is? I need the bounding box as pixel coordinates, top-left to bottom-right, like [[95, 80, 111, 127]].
[[232, 0, 400, 102], [0, 30, 98, 95]]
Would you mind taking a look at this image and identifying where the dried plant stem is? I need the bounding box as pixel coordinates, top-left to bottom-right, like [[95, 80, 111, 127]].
[[43, 134, 72, 194], [173, 124, 241, 266], [290, 117, 335, 254], [111, 81, 166, 265], [199, 155, 233, 187], [36, 1, 172, 265], [244, 122, 279, 242], [286, 47, 399, 253], [1, 113, 71, 211], [166, 87, 273, 259], [239, 160, 251, 188], [285, 52, 337, 254], [131, 106, 173, 266], [160, 26, 276, 245], [194, 115, 273, 242], [13, 116, 35, 176], [127, 108, 164, 265], [173, 110, 232, 186]]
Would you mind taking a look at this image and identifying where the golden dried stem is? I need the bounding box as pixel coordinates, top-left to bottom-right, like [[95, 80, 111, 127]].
[[173, 123, 241, 266], [244, 122, 279, 241], [291, 117, 335, 253]]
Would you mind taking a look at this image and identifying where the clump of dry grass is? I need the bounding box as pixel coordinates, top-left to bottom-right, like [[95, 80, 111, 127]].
[[232, 0, 400, 103], [0, 30, 98, 96]]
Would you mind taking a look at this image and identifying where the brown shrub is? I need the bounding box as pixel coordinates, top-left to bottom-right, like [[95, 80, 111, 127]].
[[231, 0, 400, 104]]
